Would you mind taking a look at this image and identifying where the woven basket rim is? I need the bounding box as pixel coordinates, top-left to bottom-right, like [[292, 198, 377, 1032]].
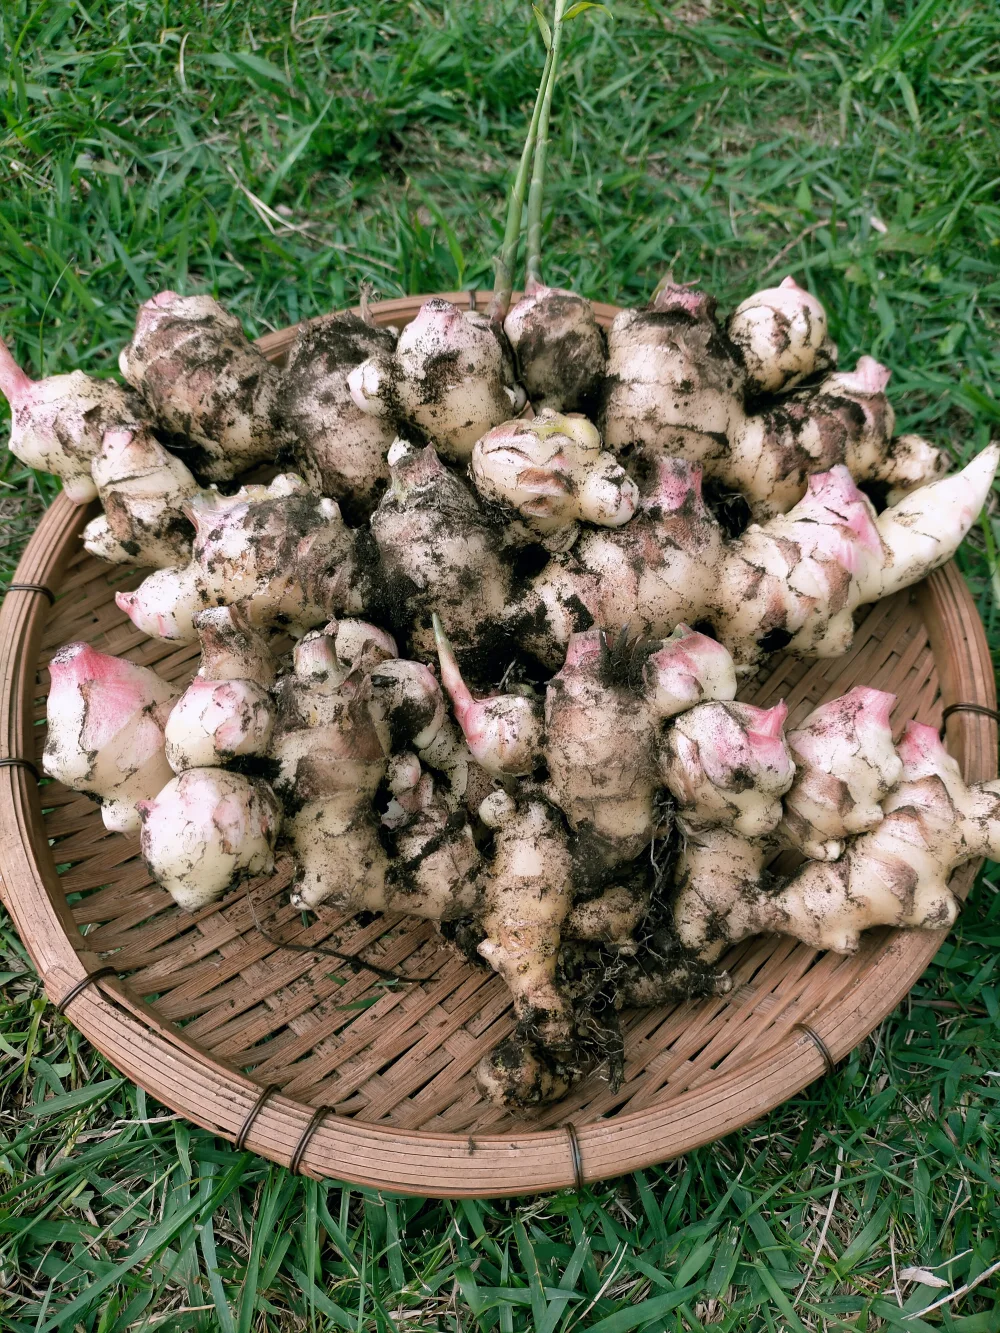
[[0, 291, 996, 1198]]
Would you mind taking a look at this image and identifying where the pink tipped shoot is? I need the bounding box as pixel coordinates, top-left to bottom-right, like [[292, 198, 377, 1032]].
[[0, 337, 33, 407], [779, 275, 802, 290], [561, 628, 603, 670], [746, 700, 788, 742], [897, 720, 949, 771], [850, 685, 895, 730], [840, 355, 891, 396], [643, 457, 705, 516], [650, 276, 712, 319], [433, 613, 475, 722]]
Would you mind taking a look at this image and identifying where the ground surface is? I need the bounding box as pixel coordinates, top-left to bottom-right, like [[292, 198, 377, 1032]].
[[2, 1, 1000, 1329]]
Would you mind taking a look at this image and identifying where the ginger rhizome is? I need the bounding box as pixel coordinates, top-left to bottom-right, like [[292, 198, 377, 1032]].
[[83, 426, 200, 567], [278, 311, 398, 517], [348, 298, 525, 462], [120, 291, 282, 480], [516, 447, 996, 671], [19, 225, 999, 1113], [601, 275, 944, 521], [0, 338, 144, 503], [116, 473, 362, 642], [43, 643, 179, 833], [674, 722, 1000, 962], [138, 769, 282, 912], [471, 410, 637, 550]]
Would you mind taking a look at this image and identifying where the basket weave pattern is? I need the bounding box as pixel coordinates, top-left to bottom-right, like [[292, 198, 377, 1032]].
[[0, 293, 995, 1197]]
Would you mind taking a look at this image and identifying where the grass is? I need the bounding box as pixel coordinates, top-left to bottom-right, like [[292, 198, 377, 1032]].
[[2, 0, 1000, 1328]]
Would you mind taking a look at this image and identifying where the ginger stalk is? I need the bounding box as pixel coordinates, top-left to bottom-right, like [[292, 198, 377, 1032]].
[[500, 0, 608, 414], [119, 291, 281, 480], [43, 643, 178, 833], [1, 337, 144, 503], [137, 769, 281, 911], [489, 42, 553, 321], [82, 426, 200, 567]]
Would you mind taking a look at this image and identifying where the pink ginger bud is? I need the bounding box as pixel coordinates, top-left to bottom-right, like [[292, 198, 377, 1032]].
[[116, 564, 206, 642], [43, 642, 178, 833], [138, 769, 281, 911], [661, 699, 795, 837], [434, 615, 542, 776], [641, 456, 709, 519], [782, 686, 901, 859], [830, 355, 891, 397], [787, 467, 884, 576], [643, 625, 738, 718], [728, 276, 830, 394], [896, 720, 954, 780], [1, 339, 141, 503], [164, 678, 275, 772], [649, 277, 715, 319]]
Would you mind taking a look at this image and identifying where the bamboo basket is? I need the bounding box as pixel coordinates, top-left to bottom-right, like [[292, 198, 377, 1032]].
[[1, 292, 996, 1199]]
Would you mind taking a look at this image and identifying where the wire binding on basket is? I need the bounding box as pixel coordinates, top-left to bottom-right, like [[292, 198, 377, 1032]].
[[3, 583, 56, 605], [793, 1022, 837, 1078], [940, 702, 1000, 734], [235, 1083, 280, 1152], [54, 965, 118, 1016], [291, 1106, 330, 1174], [564, 1123, 585, 1193], [0, 757, 40, 780]]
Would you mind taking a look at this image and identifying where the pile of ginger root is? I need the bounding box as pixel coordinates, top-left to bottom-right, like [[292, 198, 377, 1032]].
[[8, 9, 1000, 1108]]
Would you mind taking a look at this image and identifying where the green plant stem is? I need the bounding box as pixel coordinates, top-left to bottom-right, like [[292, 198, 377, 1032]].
[[490, 45, 554, 320], [525, 0, 569, 292]]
